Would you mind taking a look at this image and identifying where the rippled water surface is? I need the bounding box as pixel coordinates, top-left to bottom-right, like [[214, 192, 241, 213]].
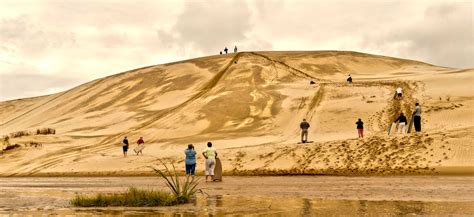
[[1, 176, 473, 216]]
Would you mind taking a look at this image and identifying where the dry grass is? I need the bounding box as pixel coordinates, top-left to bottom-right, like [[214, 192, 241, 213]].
[[36, 128, 56, 135]]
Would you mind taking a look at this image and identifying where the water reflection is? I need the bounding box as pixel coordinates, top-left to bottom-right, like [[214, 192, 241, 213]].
[[2, 196, 473, 216]]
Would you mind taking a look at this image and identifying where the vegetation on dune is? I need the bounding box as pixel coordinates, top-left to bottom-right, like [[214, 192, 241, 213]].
[[71, 162, 200, 207], [36, 128, 56, 135]]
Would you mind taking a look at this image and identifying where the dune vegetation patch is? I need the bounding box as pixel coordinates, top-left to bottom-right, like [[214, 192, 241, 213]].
[[71, 187, 176, 207], [72, 163, 201, 207]]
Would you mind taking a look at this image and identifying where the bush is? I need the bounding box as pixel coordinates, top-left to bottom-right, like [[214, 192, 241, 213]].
[[10, 131, 31, 138], [36, 128, 56, 135], [71, 187, 176, 207]]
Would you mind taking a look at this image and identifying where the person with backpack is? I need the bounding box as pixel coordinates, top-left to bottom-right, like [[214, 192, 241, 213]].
[[412, 103, 422, 132], [394, 112, 408, 134], [300, 119, 310, 143], [185, 144, 196, 177], [356, 118, 364, 138], [122, 136, 129, 157]]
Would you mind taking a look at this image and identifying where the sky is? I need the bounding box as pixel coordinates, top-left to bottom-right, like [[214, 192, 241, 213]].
[[0, 0, 472, 101]]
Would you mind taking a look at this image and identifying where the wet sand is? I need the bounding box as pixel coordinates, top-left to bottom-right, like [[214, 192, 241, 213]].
[[0, 176, 473, 216]]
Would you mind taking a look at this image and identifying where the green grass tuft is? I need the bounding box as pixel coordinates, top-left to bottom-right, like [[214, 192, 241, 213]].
[[71, 187, 176, 207]]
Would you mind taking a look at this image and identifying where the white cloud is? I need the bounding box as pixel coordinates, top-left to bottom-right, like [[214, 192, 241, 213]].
[[0, 0, 472, 101]]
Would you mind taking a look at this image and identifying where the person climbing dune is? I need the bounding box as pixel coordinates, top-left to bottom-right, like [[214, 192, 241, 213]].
[[394, 112, 408, 134], [356, 118, 364, 138], [300, 119, 310, 143], [396, 87, 403, 99]]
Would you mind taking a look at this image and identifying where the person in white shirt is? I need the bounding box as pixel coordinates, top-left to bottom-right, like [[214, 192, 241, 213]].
[[396, 87, 403, 99]]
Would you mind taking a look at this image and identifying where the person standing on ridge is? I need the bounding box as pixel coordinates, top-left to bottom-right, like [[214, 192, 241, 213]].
[[234, 46, 237, 53], [202, 142, 218, 182], [356, 118, 364, 138], [300, 119, 310, 143], [412, 102, 422, 132], [185, 144, 196, 177], [135, 137, 144, 155], [224, 47, 228, 54], [394, 112, 408, 134], [122, 136, 129, 157]]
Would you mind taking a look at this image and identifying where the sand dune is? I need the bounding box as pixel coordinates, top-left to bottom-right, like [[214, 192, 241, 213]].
[[0, 51, 472, 176]]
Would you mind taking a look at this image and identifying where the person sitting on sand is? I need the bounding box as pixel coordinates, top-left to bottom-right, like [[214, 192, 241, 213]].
[[185, 144, 197, 177], [122, 136, 129, 157], [394, 112, 408, 134], [202, 142, 218, 182], [356, 118, 364, 138], [347, 74, 352, 83], [412, 103, 422, 132], [135, 137, 144, 155], [396, 87, 403, 99], [300, 119, 310, 143]]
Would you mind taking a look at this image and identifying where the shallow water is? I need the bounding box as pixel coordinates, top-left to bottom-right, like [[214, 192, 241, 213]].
[[0, 176, 473, 216]]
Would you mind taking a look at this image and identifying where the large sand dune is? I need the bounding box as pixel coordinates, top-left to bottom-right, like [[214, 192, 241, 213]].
[[0, 51, 472, 176]]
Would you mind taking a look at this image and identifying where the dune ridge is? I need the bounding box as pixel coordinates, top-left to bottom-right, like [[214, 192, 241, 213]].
[[0, 51, 472, 176]]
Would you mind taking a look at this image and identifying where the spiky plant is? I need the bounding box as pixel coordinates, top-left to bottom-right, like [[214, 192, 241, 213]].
[[151, 161, 200, 203]]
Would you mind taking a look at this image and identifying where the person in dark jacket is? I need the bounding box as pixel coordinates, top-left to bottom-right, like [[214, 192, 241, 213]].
[[412, 103, 422, 132], [394, 112, 408, 134], [224, 47, 228, 54], [122, 136, 129, 157], [356, 118, 364, 138], [300, 119, 310, 143], [347, 74, 352, 83]]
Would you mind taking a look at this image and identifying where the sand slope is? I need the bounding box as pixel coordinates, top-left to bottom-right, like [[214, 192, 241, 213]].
[[0, 51, 472, 176]]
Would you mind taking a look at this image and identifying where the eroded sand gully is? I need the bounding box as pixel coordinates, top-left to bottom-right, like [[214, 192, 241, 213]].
[[0, 51, 473, 177]]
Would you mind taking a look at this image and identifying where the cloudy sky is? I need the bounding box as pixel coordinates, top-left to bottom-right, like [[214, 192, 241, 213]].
[[0, 0, 472, 101]]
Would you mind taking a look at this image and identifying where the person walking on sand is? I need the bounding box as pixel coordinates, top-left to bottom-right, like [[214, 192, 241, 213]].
[[300, 118, 310, 143], [224, 47, 228, 54], [202, 142, 218, 182], [185, 144, 197, 177], [396, 87, 403, 99], [122, 136, 129, 157], [135, 137, 145, 155], [234, 45, 238, 53], [347, 74, 352, 83], [412, 102, 422, 132], [394, 112, 408, 134], [356, 118, 364, 138]]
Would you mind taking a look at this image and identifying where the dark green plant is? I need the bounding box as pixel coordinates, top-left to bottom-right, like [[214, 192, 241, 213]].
[[151, 162, 200, 203]]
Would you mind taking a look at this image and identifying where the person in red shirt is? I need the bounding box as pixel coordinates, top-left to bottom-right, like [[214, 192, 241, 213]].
[[135, 137, 145, 155]]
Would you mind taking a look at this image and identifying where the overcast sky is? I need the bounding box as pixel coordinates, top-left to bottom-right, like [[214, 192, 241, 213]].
[[0, 0, 472, 101]]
